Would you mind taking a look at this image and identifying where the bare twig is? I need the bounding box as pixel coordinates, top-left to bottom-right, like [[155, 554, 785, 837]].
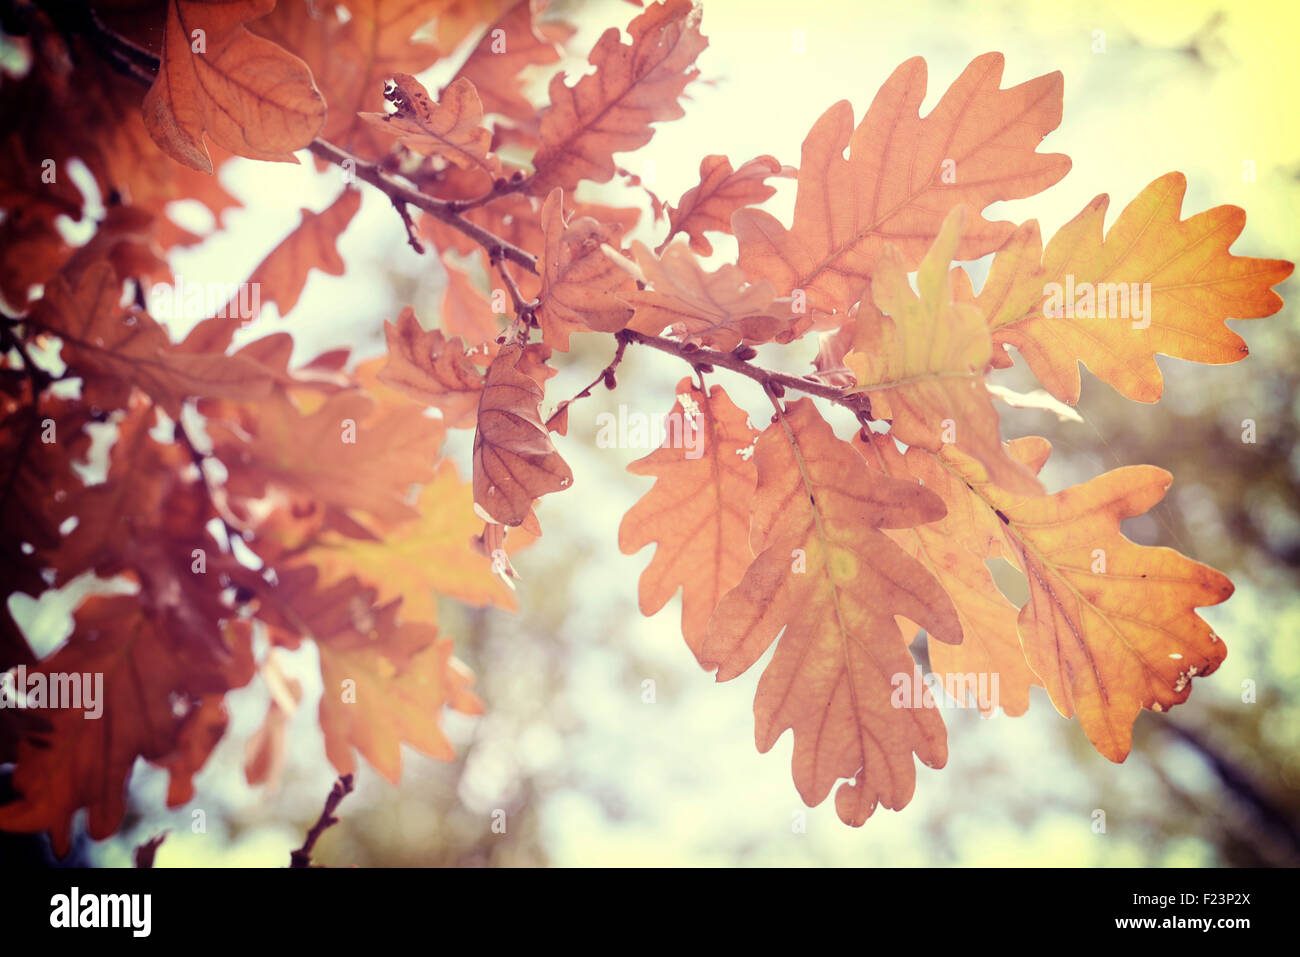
[[133, 831, 168, 867], [546, 331, 632, 430], [290, 773, 355, 868], [389, 195, 425, 254]]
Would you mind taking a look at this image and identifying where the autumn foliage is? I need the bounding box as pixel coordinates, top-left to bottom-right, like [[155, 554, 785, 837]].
[[0, 0, 1292, 857]]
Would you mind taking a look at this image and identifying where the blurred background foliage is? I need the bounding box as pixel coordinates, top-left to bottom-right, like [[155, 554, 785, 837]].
[[5, 0, 1297, 866]]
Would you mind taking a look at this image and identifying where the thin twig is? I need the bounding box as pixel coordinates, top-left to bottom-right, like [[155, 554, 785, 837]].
[[133, 830, 168, 868], [289, 773, 355, 868], [546, 331, 631, 430], [390, 195, 425, 254], [620, 329, 873, 419], [309, 140, 537, 273]]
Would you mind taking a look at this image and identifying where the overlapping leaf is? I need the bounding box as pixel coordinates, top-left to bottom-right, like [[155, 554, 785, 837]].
[[379, 307, 485, 428], [974, 172, 1294, 403], [451, 0, 573, 124], [244, 188, 362, 320], [622, 241, 795, 349], [529, 0, 706, 193], [536, 189, 634, 350], [735, 52, 1070, 316], [31, 261, 274, 416], [659, 154, 792, 255], [143, 0, 326, 172], [702, 399, 961, 825], [361, 74, 498, 173], [473, 342, 573, 526], [843, 207, 1040, 494], [929, 438, 1234, 759], [0, 598, 253, 857], [301, 459, 530, 622], [619, 379, 757, 658]]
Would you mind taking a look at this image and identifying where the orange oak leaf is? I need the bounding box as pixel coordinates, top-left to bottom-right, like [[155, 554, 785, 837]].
[[529, 0, 707, 193], [143, 0, 326, 173], [974, 172, 1294, 404], [619, 379, 758, 659], [52, 402, 266, 660], [701, 399, 961, 825], [856, 432, 1038, 717], [536, 188, 634, 350], [934, 438, 1234, 760], [0, 599, 253, 857], [300, 459, 530, 622], [622, 241, 796, 350], [249, 0, 442, 160], [451, 0, 573, 124], [302, 577, 482, 782], [735, 53, 1070, 316], [256, 568, 482, 781], [659, 154, 793, 256], [473, 342, 573, 526], [843, 207, 1040, 494], [361, 74, 498, 173], [378, 307, 485, 428], [209, 388, 444, 534], [31, 261, 274, 416], [244, 187, 362, 320], [0, 395, 92, 599], [441, 261, 503, 346]]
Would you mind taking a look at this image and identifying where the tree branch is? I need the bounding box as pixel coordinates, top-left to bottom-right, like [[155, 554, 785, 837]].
[[620, 330, 873, 420], [289, 773, 355, 868], [61, 2, 875, 420]]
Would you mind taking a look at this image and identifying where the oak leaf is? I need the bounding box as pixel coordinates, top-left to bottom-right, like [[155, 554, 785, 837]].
[[252, 567, 482, 781], [449, 0, 573, 124], [622, 241, 795, 350], [619, 379, 758, 659], [31, 261, 274, 417], [934, 438, 1234, 759], [975, 172, 1294, 403], [702, 399, 961, 825], [843, 207, 1040, 494], [473, 342, 573, 526], [536, 188, 634, 350], [0, 598, 253, 857], [244, 187, 362, 320], [361, 74, 498, 173], [292, 575, 482, 782], [735, 53, 1070, 316], [300, 459, 530, 623], [378, 307, 485, 428], [209, 388, 444, 534], [143, 0, 326, 173], [529, 0, 706, 193], [659, 154, 792, 256]]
